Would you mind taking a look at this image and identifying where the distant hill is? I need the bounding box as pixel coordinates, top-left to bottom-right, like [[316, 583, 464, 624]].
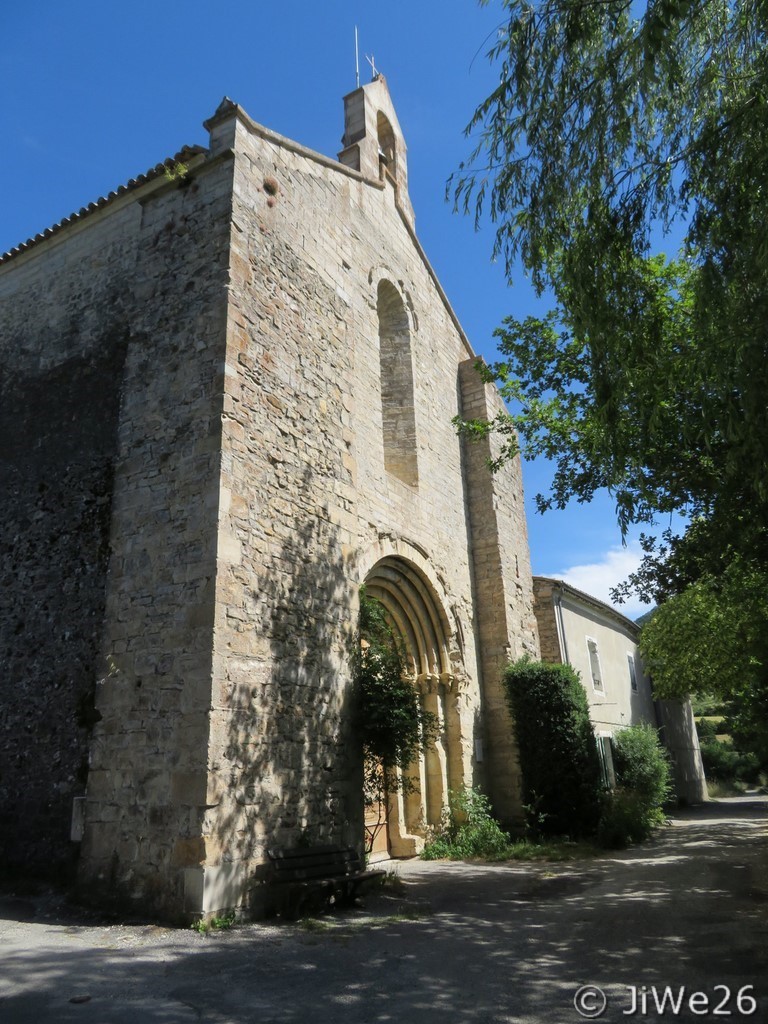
[[635, 607, 657, 627]]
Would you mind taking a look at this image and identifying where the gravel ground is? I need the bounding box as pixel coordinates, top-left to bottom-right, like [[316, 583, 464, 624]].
[[1, 796, 766, 1024]]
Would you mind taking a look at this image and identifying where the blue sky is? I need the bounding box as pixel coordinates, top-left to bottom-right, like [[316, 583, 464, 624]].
[[1, 1, 659, 617]]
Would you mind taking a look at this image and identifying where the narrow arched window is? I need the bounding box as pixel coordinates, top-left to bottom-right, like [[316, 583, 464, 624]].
[[376, 112, 396, 176], [377, 280, 418, 487]]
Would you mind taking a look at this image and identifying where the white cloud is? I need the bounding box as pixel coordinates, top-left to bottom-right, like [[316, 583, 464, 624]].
[[555, 541, 652, 621]]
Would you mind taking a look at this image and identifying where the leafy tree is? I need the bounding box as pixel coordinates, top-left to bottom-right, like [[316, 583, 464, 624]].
[[454, 0, 768, 591], [355, 589, 436, 807], [639, 562, 768, 767], [639, 560, 767, 699]]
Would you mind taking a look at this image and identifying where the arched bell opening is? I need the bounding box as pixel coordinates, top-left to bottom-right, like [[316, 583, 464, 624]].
[[362, 556, 463, 858], [376, 110, 397, 178]]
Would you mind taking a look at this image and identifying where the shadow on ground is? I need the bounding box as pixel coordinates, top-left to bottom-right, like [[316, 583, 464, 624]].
[[0, 798, 766, 1024]]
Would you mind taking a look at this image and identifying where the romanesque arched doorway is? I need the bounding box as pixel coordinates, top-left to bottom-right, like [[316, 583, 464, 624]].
[[362, 555, 462, 859]]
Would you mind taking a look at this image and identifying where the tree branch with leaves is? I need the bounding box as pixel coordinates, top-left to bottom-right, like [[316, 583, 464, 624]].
[[454, 0, 768, 602]]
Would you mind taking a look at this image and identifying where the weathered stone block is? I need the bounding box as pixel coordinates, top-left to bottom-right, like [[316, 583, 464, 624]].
[[171, 837, 206, 867]]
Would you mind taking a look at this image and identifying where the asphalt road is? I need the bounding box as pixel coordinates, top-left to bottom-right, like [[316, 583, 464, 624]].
[[1, 796, 766, 1024]]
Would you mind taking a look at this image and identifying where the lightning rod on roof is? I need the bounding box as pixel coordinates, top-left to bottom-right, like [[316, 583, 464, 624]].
[[355, 26, 360, 89]]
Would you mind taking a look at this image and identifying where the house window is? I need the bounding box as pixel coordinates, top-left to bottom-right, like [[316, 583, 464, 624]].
[[586, 637, 603, 690], [627, 653, 638, 692]]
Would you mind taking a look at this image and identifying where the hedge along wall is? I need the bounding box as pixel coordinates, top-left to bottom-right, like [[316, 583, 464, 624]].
[[503, 659, 603, 838]]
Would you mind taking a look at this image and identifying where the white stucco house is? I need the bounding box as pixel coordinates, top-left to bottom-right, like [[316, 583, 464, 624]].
[[532, 577, 707, 804]]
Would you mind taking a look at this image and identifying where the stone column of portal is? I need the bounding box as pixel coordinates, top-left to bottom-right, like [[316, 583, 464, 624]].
[[422, 675, 449, 827], [389, 769, 423, 857], [388, 675, 428, 856], [402, 742, 425, 837], [412, 675, 431, 831], [440, 673, 463, 798]]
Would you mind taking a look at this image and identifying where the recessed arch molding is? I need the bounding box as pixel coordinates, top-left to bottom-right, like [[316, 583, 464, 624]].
[[364, 555, 452, 680]]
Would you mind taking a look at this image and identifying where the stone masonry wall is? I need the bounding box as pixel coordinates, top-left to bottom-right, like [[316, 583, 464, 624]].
[[204, 112, 382, 906], [657, 700, 708, 804], [193, 103, 539, 906], [80, 156, 235, 920], [531, 578, 563, 664], [0, 205, 140, 877], [0, 154, 235, 911], [458, 364, 540, 824], [1, 94, 543, 917]]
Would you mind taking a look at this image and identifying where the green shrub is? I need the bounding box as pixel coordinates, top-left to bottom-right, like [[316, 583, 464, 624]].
[[598, 790, 654, 848], [191, 910, 236, 935], [598, 724, 671, 848], [422, 788, 511, 860], [699, 738, 760, 783], [503, 658, 603, 838], [695, 717, 719, 739], [613, 723, 672, 808]]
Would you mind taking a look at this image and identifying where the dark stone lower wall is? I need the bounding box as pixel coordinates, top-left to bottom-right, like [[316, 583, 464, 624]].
[[0, 337, 127, 878]]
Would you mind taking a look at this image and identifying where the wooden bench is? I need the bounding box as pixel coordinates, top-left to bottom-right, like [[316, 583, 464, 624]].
[[265, 844, 381, 919]]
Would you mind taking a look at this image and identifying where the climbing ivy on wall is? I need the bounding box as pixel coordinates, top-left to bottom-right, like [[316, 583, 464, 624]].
[[355, 587, 436, 807]]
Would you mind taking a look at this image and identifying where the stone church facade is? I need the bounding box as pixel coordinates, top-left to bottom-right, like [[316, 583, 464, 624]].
[[0, 79, 539, 921]]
